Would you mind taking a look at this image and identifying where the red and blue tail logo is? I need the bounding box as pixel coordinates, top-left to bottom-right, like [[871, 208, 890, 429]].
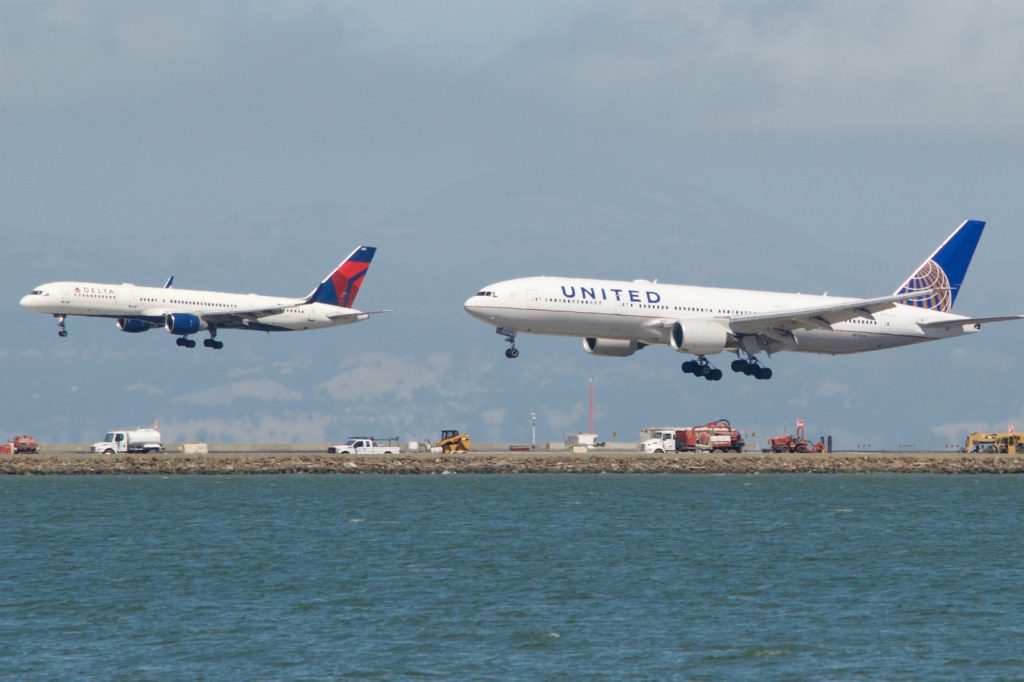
[[306, 246, 377, 308]]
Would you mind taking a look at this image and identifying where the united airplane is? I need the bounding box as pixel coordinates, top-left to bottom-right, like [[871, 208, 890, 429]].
[[20, 245, 381, 349], [465, 220, 1022, 380]]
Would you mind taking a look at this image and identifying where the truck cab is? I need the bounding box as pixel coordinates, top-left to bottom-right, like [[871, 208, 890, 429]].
[[94, 431, 128, 454], [640, 430, 678, 453]]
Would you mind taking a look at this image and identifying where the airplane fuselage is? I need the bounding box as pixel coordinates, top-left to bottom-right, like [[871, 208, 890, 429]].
[[465, 276, 977, 356], [21, 281, 365, 332]]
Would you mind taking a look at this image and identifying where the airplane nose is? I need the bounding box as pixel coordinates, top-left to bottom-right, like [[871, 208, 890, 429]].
[[464, 296, 486, 320], [19, 294, 33, 308]]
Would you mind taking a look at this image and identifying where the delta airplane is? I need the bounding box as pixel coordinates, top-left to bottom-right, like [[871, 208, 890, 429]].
[[465, 220, 1022, 380], [20, 245, 381, 349]]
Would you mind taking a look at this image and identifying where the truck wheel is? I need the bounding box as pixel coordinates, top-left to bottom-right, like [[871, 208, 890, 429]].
[[103, 449, 114, 455], [654, 448, 664, 453]]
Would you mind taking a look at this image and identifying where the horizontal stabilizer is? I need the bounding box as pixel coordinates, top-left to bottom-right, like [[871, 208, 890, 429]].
[[327, 309, 391, 321], [918, 314, 1024, 330]]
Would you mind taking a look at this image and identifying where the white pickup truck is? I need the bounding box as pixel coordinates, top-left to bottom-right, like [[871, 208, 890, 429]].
[[327, 437, 401, 455]]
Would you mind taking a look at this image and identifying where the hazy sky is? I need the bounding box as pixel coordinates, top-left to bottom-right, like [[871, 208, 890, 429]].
[[3, 1, 1023, 449]]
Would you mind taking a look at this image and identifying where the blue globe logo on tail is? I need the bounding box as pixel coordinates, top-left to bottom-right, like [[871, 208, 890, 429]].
[[894, 220, 985, 313], [898, 259, 952, 312]]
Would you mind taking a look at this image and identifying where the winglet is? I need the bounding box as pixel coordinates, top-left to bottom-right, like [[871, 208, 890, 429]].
[[306, 246, 377, 308], [164, 276, 174, 289], [894, 219, 985, 312]]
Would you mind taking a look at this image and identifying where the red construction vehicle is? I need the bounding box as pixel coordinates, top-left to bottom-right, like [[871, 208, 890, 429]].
[[770, 420, 825, 453], [675, 419, 745, 453], [0, 435, 39, 455]]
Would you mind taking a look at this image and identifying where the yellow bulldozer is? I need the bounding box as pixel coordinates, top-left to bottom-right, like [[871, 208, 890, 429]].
[[435, 429, 472, 453], [964, 431, 1024, 454]]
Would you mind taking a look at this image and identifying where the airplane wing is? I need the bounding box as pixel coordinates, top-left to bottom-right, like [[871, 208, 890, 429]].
[[133, 302, 298, 327], [728, 290, 931, 335], [917, 314, 1024, 330]]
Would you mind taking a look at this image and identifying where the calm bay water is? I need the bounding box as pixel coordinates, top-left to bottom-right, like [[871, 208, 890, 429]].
[[1, 474, 1023, 680]]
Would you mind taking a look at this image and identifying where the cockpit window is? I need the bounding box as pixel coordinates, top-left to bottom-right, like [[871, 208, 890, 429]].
[[30, 289, 45, 296], [476, 291, 495, 297]]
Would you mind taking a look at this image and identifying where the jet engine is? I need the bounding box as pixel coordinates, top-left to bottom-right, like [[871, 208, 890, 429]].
[[116, 318, 153, 333], [165, 313, 207, 335], [669, 321, 729, 355], [582, 337, 646, 357]]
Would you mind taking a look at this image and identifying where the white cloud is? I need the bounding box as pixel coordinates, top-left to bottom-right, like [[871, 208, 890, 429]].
[[126, 382, 164, 396], [481, 408, 506, 426], [173, 378, 303, 406], [229, 358, 311, 379], [543, 401, 586, 434], [949, 346, 1015, 372], [816, 380, 853, 401], [163, 412, 333, 444], [318, 353, 452, 401], [930, 420, 994, 446]]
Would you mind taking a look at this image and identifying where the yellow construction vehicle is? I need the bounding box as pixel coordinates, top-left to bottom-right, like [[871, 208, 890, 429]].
[[435, 429, 472, 453], [964, 431, 1024, 454]]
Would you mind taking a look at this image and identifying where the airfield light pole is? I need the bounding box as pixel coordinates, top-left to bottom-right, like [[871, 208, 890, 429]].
[[531, 411, 536, 449], [588, 377, 595, 435]]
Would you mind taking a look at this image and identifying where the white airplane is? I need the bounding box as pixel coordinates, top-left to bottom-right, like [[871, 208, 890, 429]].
[[20, 245, 382, 349], [465, 220, 1022, 380]]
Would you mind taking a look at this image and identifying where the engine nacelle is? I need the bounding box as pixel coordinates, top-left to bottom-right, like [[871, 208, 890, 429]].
[[116, 318, 153, 333], [670, 321, 728, 355], [165, 313, 207, 336], [583, 337, 645, 357]]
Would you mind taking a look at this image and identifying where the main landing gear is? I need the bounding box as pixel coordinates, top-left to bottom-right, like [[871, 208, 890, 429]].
[[497, 327, 519, 359], [731, 356, 773, 380], [681, 356, 722, 381], [203, 326, 223, 350], [55, 314, 68, 338], [176, 332, 223, 350]]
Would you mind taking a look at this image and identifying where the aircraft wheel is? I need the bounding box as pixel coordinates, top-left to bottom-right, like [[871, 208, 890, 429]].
[[203, 339, 214, 348], [58, 330, 68, 338], [681, 360, 696, 374], [213, 341, 224, 350], [176, 338, 185, 347], [731, 359, 747, 372], [708, 369, 723, 381], [758, 367, 773, 380], [187, 339, 197, 349], [505, 348, 519, 359]]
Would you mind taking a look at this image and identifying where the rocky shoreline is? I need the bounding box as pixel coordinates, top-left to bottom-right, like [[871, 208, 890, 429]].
[[2, 452, 1023, 475]]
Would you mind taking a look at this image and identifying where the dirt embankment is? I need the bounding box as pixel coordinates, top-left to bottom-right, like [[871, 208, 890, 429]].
[[2, 452, 1022, 475]]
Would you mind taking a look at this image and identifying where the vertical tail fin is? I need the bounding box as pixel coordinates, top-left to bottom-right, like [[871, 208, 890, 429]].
[[894, 220, 985, 312], [306, 246, 377, 308]]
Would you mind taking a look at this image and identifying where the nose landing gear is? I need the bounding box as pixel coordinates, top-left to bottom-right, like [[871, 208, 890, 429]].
[[681, 356, 722, 381], [55, 314, 68, 338], [497, 327, 519, 359]]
